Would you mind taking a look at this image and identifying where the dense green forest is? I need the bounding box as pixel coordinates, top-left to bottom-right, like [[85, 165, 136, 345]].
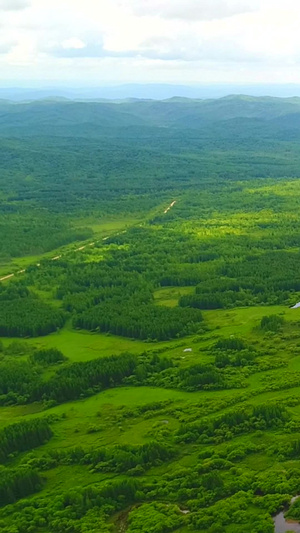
[[3, 96, 300, 532]]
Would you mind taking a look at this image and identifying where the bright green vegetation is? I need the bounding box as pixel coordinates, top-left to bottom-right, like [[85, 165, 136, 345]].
[[3, 96, 300, 532]]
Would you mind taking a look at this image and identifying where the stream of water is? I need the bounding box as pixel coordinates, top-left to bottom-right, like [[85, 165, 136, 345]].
[[274, 496, 300, 532]]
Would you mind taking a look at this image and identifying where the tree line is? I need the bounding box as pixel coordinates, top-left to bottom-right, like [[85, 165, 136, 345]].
[[0, 418, 52, 463], [43, 440, 176, 475], [0, 294, 65, 337], [177, 403, 288, 444], [0, 466, 42, 506]]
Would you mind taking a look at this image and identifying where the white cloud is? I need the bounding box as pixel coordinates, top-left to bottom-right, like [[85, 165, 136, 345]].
[[62, 38, 86, 50], [1, 0, 300, 85], [0, 0, 29, 11], [124, 0, 260, 21], [0, 40, 15, 54]]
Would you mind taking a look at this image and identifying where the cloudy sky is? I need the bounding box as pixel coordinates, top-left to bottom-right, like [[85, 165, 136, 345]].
[[1, 0, 300, 85]]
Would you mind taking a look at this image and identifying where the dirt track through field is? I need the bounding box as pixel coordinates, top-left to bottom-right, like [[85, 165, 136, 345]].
[[164, 200, 176, 214], [0, 201, 176, 282]]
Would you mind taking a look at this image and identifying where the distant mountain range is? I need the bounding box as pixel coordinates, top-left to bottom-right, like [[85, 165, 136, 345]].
[[3, 83, 300, 101], [1, 95, 300, 140]]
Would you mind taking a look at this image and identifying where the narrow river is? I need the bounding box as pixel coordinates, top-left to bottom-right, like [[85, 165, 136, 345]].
[[274, 496, 300, 532]]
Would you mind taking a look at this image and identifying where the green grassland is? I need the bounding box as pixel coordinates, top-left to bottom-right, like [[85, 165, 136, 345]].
[[2, 303, 300, 532], [154, 287, 195, 307]]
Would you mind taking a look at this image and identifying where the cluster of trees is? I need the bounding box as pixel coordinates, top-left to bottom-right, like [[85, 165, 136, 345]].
[[180, 284, 288, 311], [260, 314, 285, 332], [0, 283, 30, 301], [215, 350, 256, 368], [127, 503, 184, 533], [0, 453, 288, 532], [0, 351, 176, 406], [282, 437, 300, 459], [0, 466, 42, 506], [214, 337, 247, 351], [179, 364, 223, 390], [0, 418, 52, 462], [176, 249, 300, 310], [44, 441, 176, 475], [55, 260, 203, 340], [177, 403, 288, 444], [0, 359, 39, 405], [30, 348, 67, 366], [286, 497, 300, 521], [180, 292, 227, 310], [33, 353, 138, 403], [1, 340, 31, 356], [0, 476, 140, 532], [190, 491, 274, 532], [252, 404, 289, 427], [0, 296, 65, 337], [213, 338, 256, 368], [74, 301, 203, 340], [0, 212, 91, 259], [124, 354, 244, 392]]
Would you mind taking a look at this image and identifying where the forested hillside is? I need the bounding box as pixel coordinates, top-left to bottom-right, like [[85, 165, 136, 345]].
[[1, 96, 300, 267], [2, 96, 300, 532]]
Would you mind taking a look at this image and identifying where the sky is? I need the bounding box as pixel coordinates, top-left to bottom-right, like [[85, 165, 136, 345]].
[[1, 0, 300, 85]]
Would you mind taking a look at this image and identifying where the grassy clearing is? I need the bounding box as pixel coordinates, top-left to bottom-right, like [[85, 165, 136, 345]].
[[202, 304, 296, 334], [0, 386, 194, 428], [29, 324, 151, 362], [0, 322, 161, 361], [43, 465, 116, 495], [73, 216, 139, 235], [154, 286, 195, 307]]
